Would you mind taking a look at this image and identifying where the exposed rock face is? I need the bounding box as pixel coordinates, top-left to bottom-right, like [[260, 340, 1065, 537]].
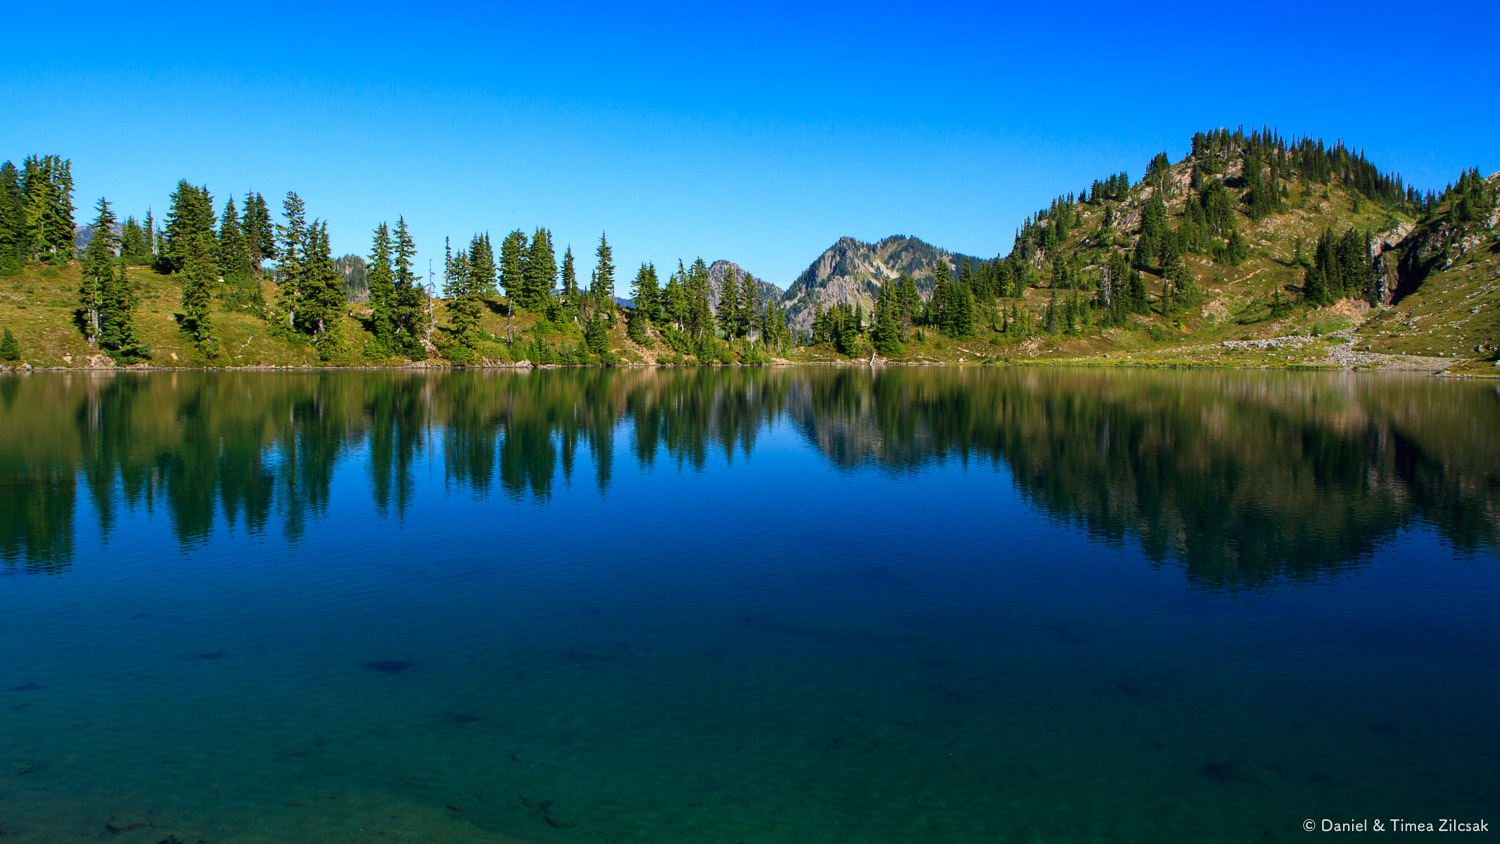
[[707, 261, 782, 313], [780, 235, 982, 335]]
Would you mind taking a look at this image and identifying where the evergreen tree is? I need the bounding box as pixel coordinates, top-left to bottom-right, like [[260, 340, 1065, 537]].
[[0, 327, 18, 362], [873, 282, 900, 356], [522, 228, 555, 311], [627, 262, 658, 343], [217, 196, 251, 279], [592, 233, 615, 313], [739, 269, 759, 339], [469, 233, 497, 297], [163, 181, 216, 275], [78, 197, 118, 346], [896, 274, 918, 340], [275, 191, 306, 330], [242, 192, 275, 271], [685, 258, 712, 340], [717, 265, 740, 337], [99, 257, 146, 362], [391, 217, 426, 357], [929, 260, 950, 329], [120, 216, 149, 265], [302, 221, 345, 359], [0, 161, 26, 270], [21, 155, 75, 264], [560, 246, 578, 307], [367, 222, 396, 352], [180, 229, 219, 357], [499, 229, 529, 306], [443, 237, 482, 361], [1225, 228, 1249, 266], [144, 209, 156, 258]]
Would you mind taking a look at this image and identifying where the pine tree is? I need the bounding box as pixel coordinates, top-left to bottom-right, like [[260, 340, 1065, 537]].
[[21, 156, 76, 264], [627, 262, 658, 343], [873, 282, 900, 356], [143, 209, 156, 259], [560, 246, 578, 311], [99, 257, 146, 362], [717, 265, 740, 337], [499, 230, 529, 306], [302, 221, 345, 359], [180, 230, 219, 356], [593, 233, 615, 313], [391, 217, 426, 357], [163, 181, 216, 275], [444, 238, 482, 361], [367, 222, 395, 352], [470, 232, 497, 297], [0, 162, 28, 270], [1225, 228, 1249, 266], [523, 228, 555, 312], [739, 269, 758, 339], [0, 327, 18, 362], [896, 274, 918, 340], [242, 192, 275, 271], [120, 216, 148, 265], [276, 191, 306, 330], [217, 196, 251, 279], [686, 258, 712, 340], [78, 197, 118, 346]]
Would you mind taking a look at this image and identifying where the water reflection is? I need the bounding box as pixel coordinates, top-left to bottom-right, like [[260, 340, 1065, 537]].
[[1, 368, 1495, 588]]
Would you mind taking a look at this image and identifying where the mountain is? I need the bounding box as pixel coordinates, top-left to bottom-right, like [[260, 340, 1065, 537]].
[[707, 260, 781, 313], [780, 235, 983, 334]]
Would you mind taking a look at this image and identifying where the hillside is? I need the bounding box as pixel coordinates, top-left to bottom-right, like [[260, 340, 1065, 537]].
[[783, 129, 1496, 372], [707, 260, 781, 312], [2, 129, 1495, 373], [780, 235, 982, 335]]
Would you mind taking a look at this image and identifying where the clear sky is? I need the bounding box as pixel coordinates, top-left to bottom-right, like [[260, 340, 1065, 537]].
[[4, 0, 1496, 289]]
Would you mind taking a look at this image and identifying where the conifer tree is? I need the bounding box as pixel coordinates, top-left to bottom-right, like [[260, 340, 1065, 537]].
[[873, 282, 900, 356], [561, 246, 578, 310], [367, 222, 396, 351], [217, 196, 251, 279], [79, 197, 118, 346], [444, 238, 482, 361], [180, 229, 219, 357], [470, 232, 497, 297], [0, 327, 18, 362], [0, 162, 28, 270], [593, 233, 615, 313], [302, 221, 345, 359], [143, 209, 156, 258], [717, 265, 740, 337], [739, 269, 759, 339], [392, 217, 426, 357], [99, 256, 145, 362], [276, 191, 306, 330], [627, 262, 659, 343], [241, 192, 275, 271], [523, 228, 555, 311], [686, 258, 712, 340], [499, 230, 529, 306], [163, 181, 216, 275], [1225, 228, 1249, 266], [21, 156, 75, 264], [120, 216, 148, 265]]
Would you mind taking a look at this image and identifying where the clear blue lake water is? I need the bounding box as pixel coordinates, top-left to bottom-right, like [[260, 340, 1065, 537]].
[[0, 367, 1496, 842]]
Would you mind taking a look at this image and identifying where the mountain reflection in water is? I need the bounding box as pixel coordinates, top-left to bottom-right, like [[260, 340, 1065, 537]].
[[1, 368, 1495, 590]]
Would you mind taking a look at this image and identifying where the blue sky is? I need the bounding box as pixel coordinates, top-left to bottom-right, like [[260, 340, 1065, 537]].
[[4, 0, 1496, 288]]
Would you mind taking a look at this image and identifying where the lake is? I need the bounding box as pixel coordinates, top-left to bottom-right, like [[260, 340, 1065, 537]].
[[1, 367, 1496, 842]]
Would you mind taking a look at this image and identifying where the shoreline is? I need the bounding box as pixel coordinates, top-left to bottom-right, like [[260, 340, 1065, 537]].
[[2, 357, 1489, 377]]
